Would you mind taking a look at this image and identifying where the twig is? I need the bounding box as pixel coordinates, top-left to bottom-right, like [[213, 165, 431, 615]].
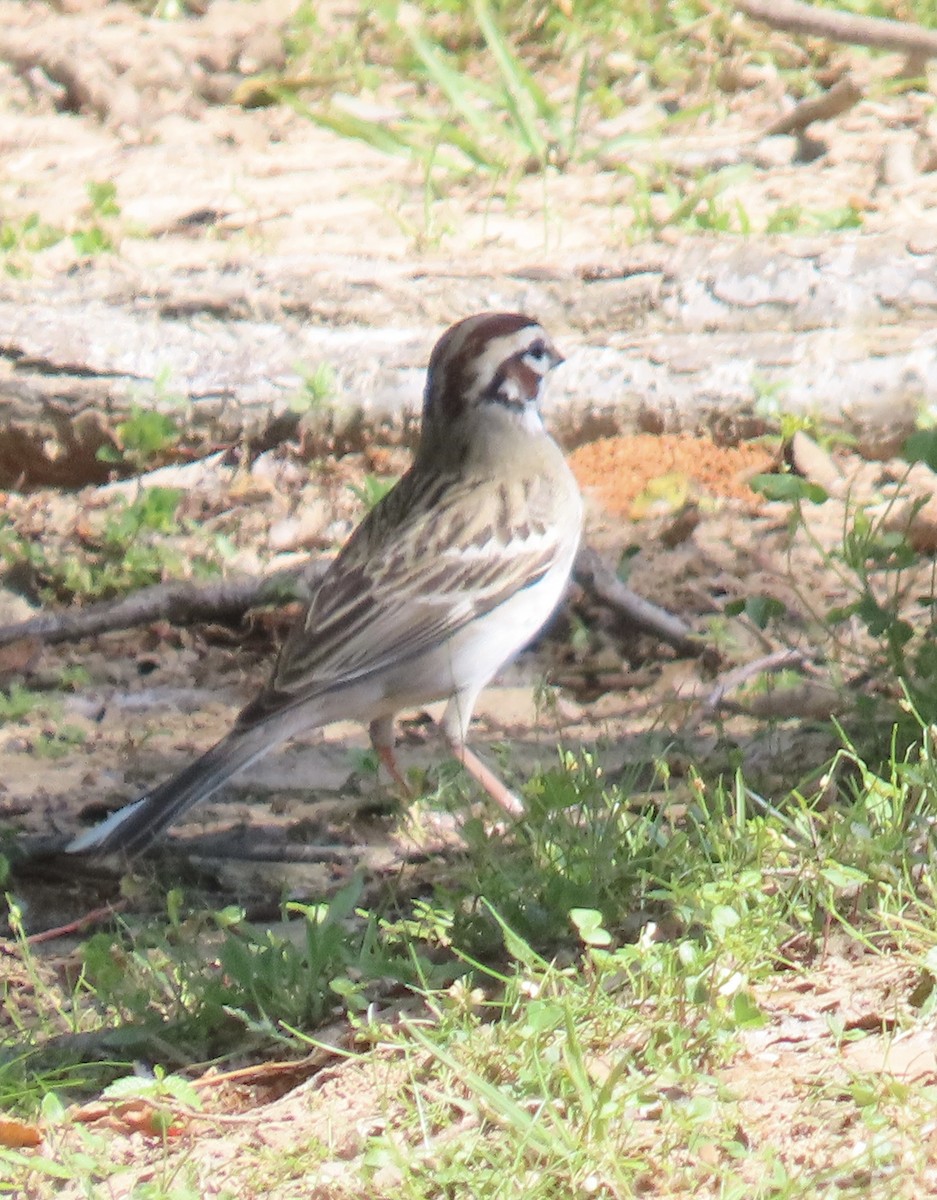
[[0, 563, 326, 649], [191, 1033, 349, 1091], [735, 0, 937, 58], [764, 77, 863, 137], [573, 545, 703, 657], [19, 900, 128, 947], [703, 648, 807, 713]]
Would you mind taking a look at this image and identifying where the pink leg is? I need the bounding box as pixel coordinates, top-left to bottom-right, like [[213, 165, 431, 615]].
[[369, 718, 413, 795], [445, 737, 525, 818], [376, 744, 414, 795]]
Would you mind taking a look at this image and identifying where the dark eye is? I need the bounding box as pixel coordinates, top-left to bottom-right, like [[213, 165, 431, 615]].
[[523, 338, 553, 372]]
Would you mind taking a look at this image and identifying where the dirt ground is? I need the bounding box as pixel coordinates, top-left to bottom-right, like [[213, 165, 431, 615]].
[[3, 0, 937, 1194]]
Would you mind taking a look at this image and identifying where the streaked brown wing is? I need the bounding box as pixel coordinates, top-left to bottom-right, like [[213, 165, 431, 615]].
[[237, 467, 561, 725]]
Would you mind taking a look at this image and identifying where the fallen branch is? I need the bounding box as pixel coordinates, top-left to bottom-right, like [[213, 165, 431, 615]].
[[735, 0, 937, 58], [764, 76, 863, 138], [702, 648, 808, 713], [190, 1036, 348, 1093], [0, 563, 327, 649], [23, 901, 129, 947], [0, 545, 702, 658], [573, 545, 703, 657]]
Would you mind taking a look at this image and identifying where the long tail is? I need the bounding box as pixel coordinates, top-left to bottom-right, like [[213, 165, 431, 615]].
[[66, 720, 288, 858]]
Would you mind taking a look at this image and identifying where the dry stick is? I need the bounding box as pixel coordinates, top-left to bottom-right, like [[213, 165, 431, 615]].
[[764, 77, 863, 138], [0, 546, 702, 657], [21, 900, 129, 947], [0, 563, 326, 649], [191, 1032, 349, 1092], [735, 0, 937, 57], [573, 545, 702, 657], [702, 648, 807, 714]]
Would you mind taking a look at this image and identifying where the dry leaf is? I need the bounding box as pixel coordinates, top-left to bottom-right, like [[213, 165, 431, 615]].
[[0, 1114, 42, 1149], [629, 472, 693, 519]]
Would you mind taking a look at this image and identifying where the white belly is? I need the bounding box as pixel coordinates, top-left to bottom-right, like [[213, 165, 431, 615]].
[[366, 523, 581, 735]]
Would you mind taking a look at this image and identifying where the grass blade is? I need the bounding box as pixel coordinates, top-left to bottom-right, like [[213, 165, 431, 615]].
[[280, 93, 416, 157], [404, 25, 499, 144], [567, 50, 591, 159], [402, 1019, 563, 1157], [473, 0, 560, 128], [471, 0, 547, 162], [281, 91, 468, 173], [436, 121, 504, 171]]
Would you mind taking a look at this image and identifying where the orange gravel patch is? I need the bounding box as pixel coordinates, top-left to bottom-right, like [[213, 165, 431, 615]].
[[568, 434, 775, 516]]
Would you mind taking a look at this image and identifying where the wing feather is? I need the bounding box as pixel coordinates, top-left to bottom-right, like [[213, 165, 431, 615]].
[[237, 466, 561, 726]]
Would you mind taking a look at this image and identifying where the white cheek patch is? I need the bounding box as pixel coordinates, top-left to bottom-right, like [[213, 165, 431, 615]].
[[498, 375, 522, 404]]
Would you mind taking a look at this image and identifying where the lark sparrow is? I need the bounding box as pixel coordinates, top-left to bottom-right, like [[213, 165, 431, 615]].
[[67, 312, 583, 857]]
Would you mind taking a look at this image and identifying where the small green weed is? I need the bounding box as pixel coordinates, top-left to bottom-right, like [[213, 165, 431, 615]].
[[66, 488, 187, 598], [0, 486, 200, 601], [97, 370, 189, 470], [764, 202, 863, 234], [0, 683, 49, 724], [85, 180, 121, 219], [624, 162, 754, 237], [749, 433, 937, 756], [0, 214, 63, 276], [99, 406, 181, 464], [349, 473, 398, 511], [1, 180, 126, 274], [288, 362, 336, 414], [103, 486, 184, 542], [31, 725, 87, 760]]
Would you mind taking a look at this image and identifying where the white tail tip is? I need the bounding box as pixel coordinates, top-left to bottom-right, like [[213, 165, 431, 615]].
[[65, 797, 148, 854]]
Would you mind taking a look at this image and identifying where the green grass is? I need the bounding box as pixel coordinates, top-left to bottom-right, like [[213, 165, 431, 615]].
[[4, 1, 937, 1191], [277, 0, 727, 189], [5, 722, 937, 1194], [6, 304, 937, 1200], [748, 434, 937, 756], [251, 0, 925, 244], [0, 481, 229, 602]]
